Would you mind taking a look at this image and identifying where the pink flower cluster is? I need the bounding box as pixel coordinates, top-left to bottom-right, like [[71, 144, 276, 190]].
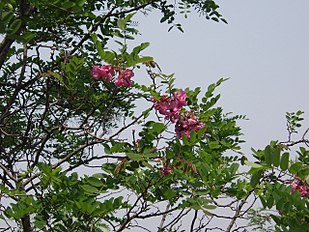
[[115, 69, 134, 87], [90, 65, 115, 81], [160, 165, 172, 176], [291, 178, 309, 197], [152, 89, 187, 123], [90, 65, 134, 87], [152, 89, 205, 139], [175, 111, 205, 139]]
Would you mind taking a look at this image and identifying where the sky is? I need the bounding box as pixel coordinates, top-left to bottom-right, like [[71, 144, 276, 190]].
[[134, 0, 309, 154]]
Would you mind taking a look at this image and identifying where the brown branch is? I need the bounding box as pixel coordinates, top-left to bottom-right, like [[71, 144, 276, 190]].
[[109, 108, 152, 139], [0, 37, 14, 70], [22, 139, 105, 188], [163, 208, 191, 231], [0, 0, 31, 70], [225, 190, 254, 232], [280, 139, 309, 147], [158, 203, 171, 231], [136, 205, 178, 220], [190, 210, 198, 232], [0, 163, 17, 183], [116, 177, 164, 232], [21, 215, 33, 232], [69, 1, 157, 57]]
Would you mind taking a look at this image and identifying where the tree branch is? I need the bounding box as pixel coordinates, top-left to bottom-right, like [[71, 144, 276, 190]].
[[0, 0, 31, 70]]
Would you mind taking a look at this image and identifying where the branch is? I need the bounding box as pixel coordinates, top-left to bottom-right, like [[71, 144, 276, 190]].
[[22, 138, 106, 188], [109, 108, 152, 139], [158, 203, 170, 231], [280, 139, 309, 147], [0, 163, 17, 183], [0, 37, 14, 70], [162, 208, 191, 231], [69, 1, 157, 57], [225, 190, 254, 232], [190, 210, 198, 232], [0, 0, 31, 70], [116, 177, 164, 232]]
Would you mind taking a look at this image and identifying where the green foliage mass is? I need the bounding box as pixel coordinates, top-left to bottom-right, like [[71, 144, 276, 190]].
[[0, 0, 309, 232]]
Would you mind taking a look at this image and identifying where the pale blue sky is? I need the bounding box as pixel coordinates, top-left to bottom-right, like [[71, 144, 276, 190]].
[[135, 0, 309, 153]]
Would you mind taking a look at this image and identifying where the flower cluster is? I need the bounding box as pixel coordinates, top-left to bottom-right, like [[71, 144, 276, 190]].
[[90, 65, 115, 81], [90, 65, 134, 87], [175, 111, 205, 139], [291, 178, 309, 197], [115, 69, 134, 87], [152, 89, 205, 139], [152, 89, 187, 122], [160, 165, 172, 176]]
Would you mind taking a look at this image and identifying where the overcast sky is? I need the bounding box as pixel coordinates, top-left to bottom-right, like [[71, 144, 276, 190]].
[[135, 0, 309, 154]]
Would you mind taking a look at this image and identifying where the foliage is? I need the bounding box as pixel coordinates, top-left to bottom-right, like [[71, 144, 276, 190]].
[[247, 208, 275, 232], [0, 0, 309, 232], [246, 111, 309, 231]]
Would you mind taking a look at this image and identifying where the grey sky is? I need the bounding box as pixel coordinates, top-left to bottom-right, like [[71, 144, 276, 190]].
[[135, 0, 309, 153]]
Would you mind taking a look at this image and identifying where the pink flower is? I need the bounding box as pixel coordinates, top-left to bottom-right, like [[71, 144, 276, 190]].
[[90, 66, 103, 80], [299, 185, 309, 197], [175, 111, 205, 139], [291, 179, 300, 191], [160, 165, 172, 176], [115, 69, 134, 87], [152, 90, 187, 123], [290, 178, 309, 198], [173, 89, 187, 108], [151, 90, 205, 140], [90, 65, 116, 81]]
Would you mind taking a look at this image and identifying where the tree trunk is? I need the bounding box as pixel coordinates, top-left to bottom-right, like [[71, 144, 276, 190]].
[[21, 215, 33, 232]]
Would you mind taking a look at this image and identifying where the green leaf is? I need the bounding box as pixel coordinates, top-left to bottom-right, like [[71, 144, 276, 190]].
[[117, 19, 126, 31], [34, 215, 47, 229], [1, 10, 14, 25], [141, 161, 154, 170], [203, 204, 216, 210], [208, 141, 220, 149], [19, 31, 37, 43], [245, 161, 263, 169], [76, 0, 86, 7], [62, 2, 76, 9], [103, 143, 111, 154], [103, 51, 116, 63], [163, 189, 177, 200], [280, 152, 289, 171], [152, 122, 166, 134], [250, 170, 263, 187], [126, 153, 142, 161], [8, 18, 22, 35], [264, 145, 272, 165], [305, 175, 309, 185], [87, 177, 103, 188], [267, 196, 274, 208], [289, 162, 302, 174], [132, 42, 150, 54], [48, 71, 64, 84], [80, 184, 98, 194], [136, 56, 153, 63], [272, 147, 281, 167], [117, 13, 135, 31], [90, 33, 116, 64]]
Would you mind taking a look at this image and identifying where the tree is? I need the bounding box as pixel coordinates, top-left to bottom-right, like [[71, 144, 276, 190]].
[[1, 0, 309, 231]]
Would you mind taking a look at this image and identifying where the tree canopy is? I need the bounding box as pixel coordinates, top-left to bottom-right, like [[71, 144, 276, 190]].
[[1, 0, 309, 231]]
